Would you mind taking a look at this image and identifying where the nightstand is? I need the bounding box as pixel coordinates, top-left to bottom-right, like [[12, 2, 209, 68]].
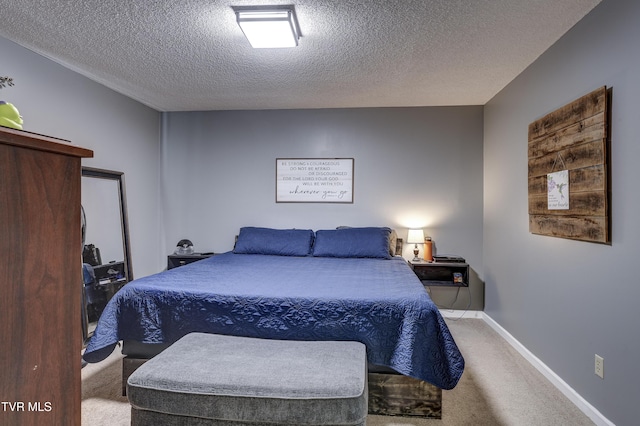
[[409, 259, 469, 287], [167, 253, 214, 270]]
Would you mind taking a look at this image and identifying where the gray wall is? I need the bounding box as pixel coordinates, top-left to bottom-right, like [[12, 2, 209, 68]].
[[162, 107, 484, 309], [0, 36, 163, 277], [483, 0, 640, 424], [13, 3, 637, 420]]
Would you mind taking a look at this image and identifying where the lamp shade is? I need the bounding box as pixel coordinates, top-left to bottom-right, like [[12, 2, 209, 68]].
[[236, 9, 299, 48], [407, 229, 425, 244]]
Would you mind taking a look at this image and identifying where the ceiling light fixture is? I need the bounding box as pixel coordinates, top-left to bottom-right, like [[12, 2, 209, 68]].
[[235, 6, 300, 48]]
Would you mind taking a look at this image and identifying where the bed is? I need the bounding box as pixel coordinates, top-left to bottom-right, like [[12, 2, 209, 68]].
[[83, 227, 464, 416]]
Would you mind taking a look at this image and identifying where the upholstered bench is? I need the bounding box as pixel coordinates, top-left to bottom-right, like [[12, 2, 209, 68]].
[[127, 333, 368, 426]]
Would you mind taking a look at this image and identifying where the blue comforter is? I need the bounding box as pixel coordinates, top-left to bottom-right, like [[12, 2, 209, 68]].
[[83, 252, 464, 389]]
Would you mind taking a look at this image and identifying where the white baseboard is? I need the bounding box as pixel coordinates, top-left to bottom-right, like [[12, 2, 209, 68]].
[[481, 313, 615, 426], [438, 309, 483, 319]]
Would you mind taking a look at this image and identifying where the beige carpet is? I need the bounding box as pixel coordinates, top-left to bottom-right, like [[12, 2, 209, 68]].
[[81, 319, 595, 425]]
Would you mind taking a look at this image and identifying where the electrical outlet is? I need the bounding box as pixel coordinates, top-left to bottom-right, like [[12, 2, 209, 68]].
[[595, 354, 604, 379]]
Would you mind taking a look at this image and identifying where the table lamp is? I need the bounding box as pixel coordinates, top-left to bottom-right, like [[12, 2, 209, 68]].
[[407, 229, 425, 262]]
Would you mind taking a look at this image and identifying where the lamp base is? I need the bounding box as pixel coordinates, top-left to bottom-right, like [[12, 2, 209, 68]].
[[412, 247, 420, 262]]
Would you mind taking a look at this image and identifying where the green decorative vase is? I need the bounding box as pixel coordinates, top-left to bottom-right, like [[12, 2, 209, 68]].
[[0, 101, 23, 130]]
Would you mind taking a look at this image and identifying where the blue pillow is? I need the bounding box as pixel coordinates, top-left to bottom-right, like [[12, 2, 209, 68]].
[[312, 227, 392, 259], [233, 227, 314, 256]]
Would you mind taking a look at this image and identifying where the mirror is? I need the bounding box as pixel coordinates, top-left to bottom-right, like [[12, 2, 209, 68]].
[[81, 167, 133, 339]]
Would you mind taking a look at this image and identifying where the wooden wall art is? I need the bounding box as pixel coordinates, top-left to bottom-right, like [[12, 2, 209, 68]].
[[528, 86, 611, 244]]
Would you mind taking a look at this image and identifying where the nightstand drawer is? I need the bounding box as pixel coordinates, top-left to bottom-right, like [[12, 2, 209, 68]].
[[167, 253, 214, 270], [409, 261, 469, 287]]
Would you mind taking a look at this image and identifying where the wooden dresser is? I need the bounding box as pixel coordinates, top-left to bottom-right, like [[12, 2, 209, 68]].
[[0, 127, 93, 425]]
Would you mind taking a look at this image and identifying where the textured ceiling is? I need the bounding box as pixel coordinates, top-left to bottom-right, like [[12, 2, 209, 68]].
[[0, 0, 601, 112]]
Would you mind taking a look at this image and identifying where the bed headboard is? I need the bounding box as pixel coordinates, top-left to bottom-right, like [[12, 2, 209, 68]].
[[395, 238, 403, 256]]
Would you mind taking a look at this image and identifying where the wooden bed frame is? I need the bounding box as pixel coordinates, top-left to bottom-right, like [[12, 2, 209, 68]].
[[119, 237, 443, 419]]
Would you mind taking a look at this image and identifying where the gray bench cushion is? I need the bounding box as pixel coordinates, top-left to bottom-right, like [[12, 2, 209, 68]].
[[127, 333, 367, 425]]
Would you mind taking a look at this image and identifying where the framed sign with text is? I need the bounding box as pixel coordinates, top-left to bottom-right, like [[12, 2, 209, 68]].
[[276, 158, 354, 203]]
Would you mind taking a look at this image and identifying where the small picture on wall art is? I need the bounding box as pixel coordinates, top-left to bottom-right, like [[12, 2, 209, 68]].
[[547, 170, 569, 210]]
